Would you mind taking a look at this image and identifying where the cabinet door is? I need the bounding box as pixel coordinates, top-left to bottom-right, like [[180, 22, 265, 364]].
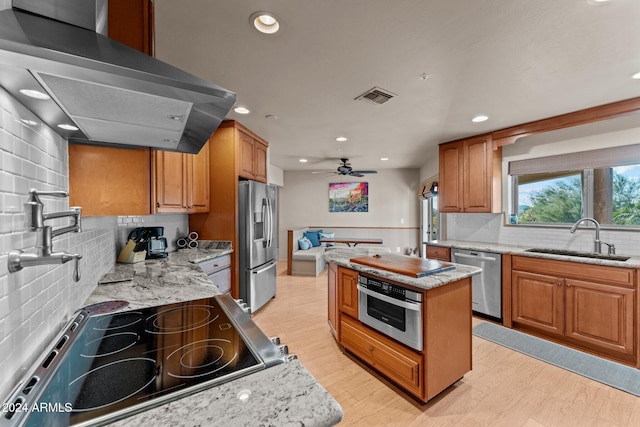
[[338, 267, 359, 319], [154, 151, 186, 212], [438, 141, 463, 213], [328, 262, 339, 340], [108, 0, 154, 54], [254, 141, 268, 183], [239, 132, 256, 179], [186, 142, 210, 213], [565, 279, 635, 357], [512, 270, 564, 336], [463, 136, 493, 212], [341, 316, 423, 398], [69, 145, 151, 216]]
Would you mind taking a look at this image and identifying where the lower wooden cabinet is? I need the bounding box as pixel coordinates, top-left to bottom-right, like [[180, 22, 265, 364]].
[[338, 267, 359, 319], [426, 245, 451, 261], [341, 316, 423, 398], [511, 256, 636, 364]]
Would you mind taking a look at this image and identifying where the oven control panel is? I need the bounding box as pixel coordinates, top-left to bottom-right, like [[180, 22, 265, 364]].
[[359, 274, 422, 302]]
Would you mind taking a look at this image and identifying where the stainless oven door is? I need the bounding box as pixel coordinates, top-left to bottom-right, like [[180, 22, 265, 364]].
[[357, 285, 423, 351]]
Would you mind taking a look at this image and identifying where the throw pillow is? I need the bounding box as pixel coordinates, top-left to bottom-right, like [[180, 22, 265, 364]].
[[303, 230, 323, 247], [298, 237, 312, 250], [319, 232, 335, 247]]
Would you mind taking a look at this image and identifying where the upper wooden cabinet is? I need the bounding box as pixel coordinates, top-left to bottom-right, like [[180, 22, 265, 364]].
[[152, 142, 210, 214], [438, 134, 502, 213], [68, 1, 155, 216], [69, 145, 151, 216], [188, 120, 270, 298], [108, 0, 154, 55], [239, 130, 268, 183]]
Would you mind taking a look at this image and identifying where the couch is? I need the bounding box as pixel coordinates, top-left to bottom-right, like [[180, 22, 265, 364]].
[[287, 227, 327, 276]]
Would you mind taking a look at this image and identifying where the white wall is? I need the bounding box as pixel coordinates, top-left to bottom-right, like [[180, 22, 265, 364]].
[[279, 169, 421, 259]]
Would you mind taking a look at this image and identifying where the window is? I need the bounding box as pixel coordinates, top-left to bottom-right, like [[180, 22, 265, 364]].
[[509, 145, 640, 227]]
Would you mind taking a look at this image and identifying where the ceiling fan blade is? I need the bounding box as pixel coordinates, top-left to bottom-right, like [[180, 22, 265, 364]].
[[311, 170, 337, 174], [349, 173, 365, 177], [350, 170, 378, 174]]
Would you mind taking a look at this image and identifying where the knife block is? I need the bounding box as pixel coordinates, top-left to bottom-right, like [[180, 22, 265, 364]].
[[117, 240, 147, 264]]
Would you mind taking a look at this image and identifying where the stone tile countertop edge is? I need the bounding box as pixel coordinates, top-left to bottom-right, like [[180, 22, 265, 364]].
[[85, 242, 344, 427], [323, 248, 482, 290], [427, 239, 640, 268]]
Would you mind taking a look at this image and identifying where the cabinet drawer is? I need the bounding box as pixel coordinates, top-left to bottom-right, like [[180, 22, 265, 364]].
[[426, 246, 451, 261], [198, 254, 231, 275], [341, 316, 422, 397], [209, 268, 231, 294], [512, 256, 635, 288]]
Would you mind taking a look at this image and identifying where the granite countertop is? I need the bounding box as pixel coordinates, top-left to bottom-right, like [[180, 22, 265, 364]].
[[427, 239, 640, 268], [323, 248, 481, 290], [84, 241, 344, 426]]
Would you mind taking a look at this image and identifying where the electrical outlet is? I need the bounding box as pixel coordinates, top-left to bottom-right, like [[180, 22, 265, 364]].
[[400, 217, 405, 225], [396, 247, 401, 252]]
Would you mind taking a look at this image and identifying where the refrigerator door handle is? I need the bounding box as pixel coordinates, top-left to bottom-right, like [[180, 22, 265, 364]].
[[252, 260, 277, 274], [267, 197, 273, 247]]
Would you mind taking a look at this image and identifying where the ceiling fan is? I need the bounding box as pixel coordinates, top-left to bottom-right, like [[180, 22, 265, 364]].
[[312, 158, 378, 177]]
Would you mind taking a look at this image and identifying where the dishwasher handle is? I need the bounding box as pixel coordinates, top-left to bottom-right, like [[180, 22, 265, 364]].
[[453, 252, 497, 262]]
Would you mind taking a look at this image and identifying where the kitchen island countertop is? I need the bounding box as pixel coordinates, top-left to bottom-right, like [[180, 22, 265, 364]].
[[323, 247, 481, 289], [85, 243, 343, 427]]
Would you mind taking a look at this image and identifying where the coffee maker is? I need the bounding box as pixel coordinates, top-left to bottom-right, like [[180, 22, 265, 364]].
[[128, 227, 168, 259]]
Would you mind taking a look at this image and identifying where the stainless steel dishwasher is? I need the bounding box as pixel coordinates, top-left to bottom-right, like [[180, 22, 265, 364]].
[[451, 249, 502, 321]]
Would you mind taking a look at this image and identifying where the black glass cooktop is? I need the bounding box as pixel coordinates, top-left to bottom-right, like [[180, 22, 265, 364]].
[[22, 297, 263, 427]]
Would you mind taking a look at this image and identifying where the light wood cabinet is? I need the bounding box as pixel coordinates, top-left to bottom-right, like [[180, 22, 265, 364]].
[[189, 120, 269, 298], [341, 316, 423, 397], [152, 141, 209, 213], [438, 134, 501, 213], [511, 255, 636, 364], [108, 0, 154, 55], [239, 131, 268, 183], [338, 267, 359, 319], [69, 145, 151, 216], [426, 245, 451, 261]]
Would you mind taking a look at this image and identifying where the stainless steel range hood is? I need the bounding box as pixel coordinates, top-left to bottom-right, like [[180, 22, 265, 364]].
[[0, 0, 236, 153]]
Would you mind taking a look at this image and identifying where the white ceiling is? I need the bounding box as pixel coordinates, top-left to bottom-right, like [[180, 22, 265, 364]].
[[154, 0, 640, 173]]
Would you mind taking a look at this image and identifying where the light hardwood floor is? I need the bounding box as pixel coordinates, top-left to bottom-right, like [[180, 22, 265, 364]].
[[253, 262, 640, 426]]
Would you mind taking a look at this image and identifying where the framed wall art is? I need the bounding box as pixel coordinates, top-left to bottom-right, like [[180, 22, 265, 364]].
[[329, 182, 368, 212]]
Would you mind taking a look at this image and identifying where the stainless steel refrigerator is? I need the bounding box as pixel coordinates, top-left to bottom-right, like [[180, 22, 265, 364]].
[[238, 180, 278, 313]]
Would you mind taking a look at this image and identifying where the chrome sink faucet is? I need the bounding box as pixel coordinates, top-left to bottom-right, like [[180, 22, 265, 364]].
[[8, 189, 83, 281], [569, 217, 615, 255]]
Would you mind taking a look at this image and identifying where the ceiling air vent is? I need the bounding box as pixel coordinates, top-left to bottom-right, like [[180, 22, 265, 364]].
[[354, 86, 397, 105]]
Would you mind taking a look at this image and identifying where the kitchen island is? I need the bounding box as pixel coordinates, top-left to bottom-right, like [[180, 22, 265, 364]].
[[84, 244, 343, 427], [324, 248, 481, 403]]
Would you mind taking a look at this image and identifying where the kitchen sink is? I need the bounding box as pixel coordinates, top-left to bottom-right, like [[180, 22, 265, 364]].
[[525, 248, 630, 262]]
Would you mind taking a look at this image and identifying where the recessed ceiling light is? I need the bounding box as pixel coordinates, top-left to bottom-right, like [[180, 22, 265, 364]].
[[419, 73, 430, 80], [19, 89, 50, 100], [57, 124, 79, 131], [632, 72, 640, 80], [250, 12, 280, 34], [380, 157, 389, 161], [587, 0, 611, 5], [20, 119, 38, 126], [336, 136, 348, 142], [265, 114, 278, 119], [472, 115, 489, 123], [299, 158, 308, 163], [234, 106, 250, 114]]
